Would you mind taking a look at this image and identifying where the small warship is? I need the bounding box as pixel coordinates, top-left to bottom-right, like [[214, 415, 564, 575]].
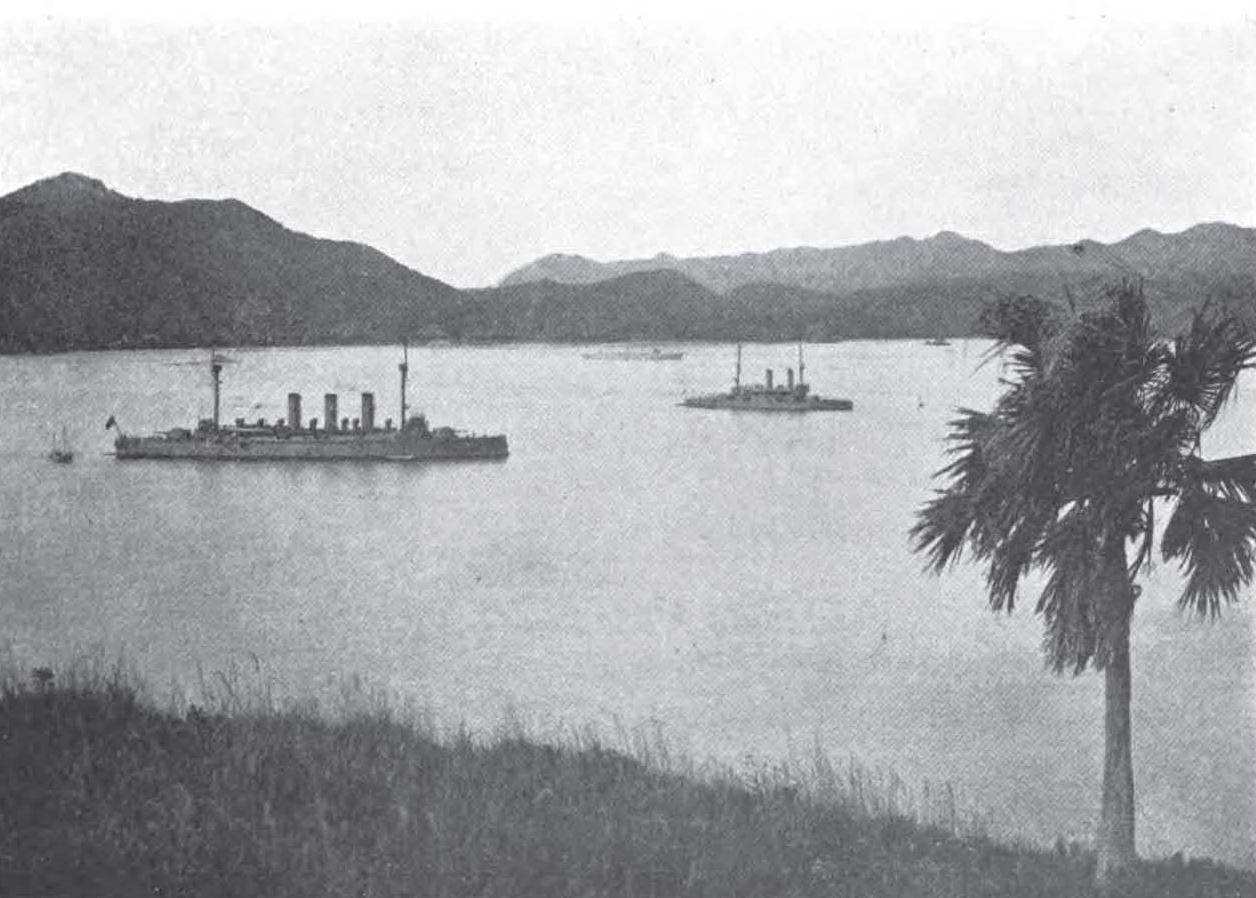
[[681, 343, 853, 412], [110, 347, 508, 462]]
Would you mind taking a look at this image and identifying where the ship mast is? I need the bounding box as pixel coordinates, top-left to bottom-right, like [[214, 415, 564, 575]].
[[399, 342, 409, 425], [734, 343, 742, 391], [211, 350, 222, 430], [797, 341, 805, 387]]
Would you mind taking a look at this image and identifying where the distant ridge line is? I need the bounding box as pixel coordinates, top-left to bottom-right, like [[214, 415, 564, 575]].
[[498, 221, 1255, 295], [1, 172, 1252, 352]]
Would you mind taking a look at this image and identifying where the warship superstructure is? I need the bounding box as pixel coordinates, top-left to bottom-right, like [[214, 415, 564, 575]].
[[110, 347, 508, 461], [681, 343, 853, 412]]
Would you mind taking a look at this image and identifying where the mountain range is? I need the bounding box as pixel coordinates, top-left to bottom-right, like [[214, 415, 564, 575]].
[[499, 225, 1256, 296], [1, 172, 1252, 352]]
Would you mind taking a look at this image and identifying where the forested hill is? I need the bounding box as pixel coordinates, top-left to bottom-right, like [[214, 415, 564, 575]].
[[0, 173, 467, 352], [1, 173, 1252, 352]]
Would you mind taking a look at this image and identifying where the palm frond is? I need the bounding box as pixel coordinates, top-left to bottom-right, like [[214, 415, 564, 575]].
[[983, 506, 1054, 613], [1128, 499, 1154, 579], [1032, 504, 1109, 671], [934, 409, 995, 485], [1036, 561, 1104, 675], [1175, 453, 1256, 504], [1134, 406, 1202, 486], [1162, 488, 1256, 618], [1107, 280, 1152, 346], [911, 492, 976, 573], [1159, 306, 1256, 429], [913, 281, 1254, 676], [978, 294, 1060, 355]]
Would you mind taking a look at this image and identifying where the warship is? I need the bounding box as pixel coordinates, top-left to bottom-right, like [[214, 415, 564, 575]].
[[109, 347, 508, 461], [681, 343, 853, 412]]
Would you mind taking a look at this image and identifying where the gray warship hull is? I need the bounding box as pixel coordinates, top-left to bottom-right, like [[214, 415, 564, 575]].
[[114, 429, 508, 461], [582, 348, 685, 360], [110, 346, 508, 462], [681, 394, 853, 411], [681, 342, 853, 412]]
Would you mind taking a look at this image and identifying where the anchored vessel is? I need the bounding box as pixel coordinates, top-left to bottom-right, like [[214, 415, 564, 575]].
[[582, 346, 685, 361], [110, 348, 508, 461], [681, 343, 853, 412]]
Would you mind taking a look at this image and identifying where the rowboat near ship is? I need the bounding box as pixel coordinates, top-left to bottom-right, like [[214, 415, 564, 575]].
[[48, 425, 74, 464], [681, 343, 853, 412], [108, 347, 508, 462]]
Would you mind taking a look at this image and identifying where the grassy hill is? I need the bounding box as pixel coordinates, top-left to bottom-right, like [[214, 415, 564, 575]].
[[3, 664, 1252, 898]]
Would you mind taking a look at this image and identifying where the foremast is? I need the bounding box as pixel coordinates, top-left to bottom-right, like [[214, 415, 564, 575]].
[[399, 343, 409, 426]]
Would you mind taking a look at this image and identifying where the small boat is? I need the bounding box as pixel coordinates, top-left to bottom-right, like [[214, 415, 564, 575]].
[[49, 425, 75, 463], [924, 337, 951, 347]]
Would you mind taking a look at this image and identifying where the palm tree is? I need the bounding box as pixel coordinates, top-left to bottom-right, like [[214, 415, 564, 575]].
[[911, 282, 1255, 891]]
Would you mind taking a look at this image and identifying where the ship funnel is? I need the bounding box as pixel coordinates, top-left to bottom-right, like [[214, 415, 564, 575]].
[[787, 368, 794, 389], [324, 394, 338, 432], [288, 393, 302, 432], [361, 392, 375, 433], [766, 368, 773, 389]]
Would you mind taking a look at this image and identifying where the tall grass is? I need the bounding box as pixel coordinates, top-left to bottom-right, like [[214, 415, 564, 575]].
[[1, 660, 1250, 898]]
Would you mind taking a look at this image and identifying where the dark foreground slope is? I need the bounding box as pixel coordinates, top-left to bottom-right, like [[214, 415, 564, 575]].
[[3, 670, 1251, 898]]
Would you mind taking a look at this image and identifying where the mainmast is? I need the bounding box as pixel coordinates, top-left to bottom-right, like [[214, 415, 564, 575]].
[[734, 343, 742, 391], [797, 341, 805, 387], [399, 343, 409, 425], [211, 351, 223, 430]]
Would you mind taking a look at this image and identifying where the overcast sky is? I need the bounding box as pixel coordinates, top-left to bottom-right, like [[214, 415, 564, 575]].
[[2, 7, 1253, 287]]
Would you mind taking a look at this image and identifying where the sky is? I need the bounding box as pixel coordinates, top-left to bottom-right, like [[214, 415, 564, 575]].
[[2, 4, 1254, 287]]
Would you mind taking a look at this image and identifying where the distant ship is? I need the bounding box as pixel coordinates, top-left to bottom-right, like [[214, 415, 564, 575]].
[[109, 347, 508, 462], [582, 346, 685, 361], [681, 343, 854, 412], [924, 337, 952, 347]]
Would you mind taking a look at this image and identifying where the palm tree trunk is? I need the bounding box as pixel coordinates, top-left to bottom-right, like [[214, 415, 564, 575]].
[[1096, 606, 1136, 890]]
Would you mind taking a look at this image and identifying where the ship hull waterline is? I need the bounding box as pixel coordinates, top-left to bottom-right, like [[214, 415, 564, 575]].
[[113, 433, 509, 462], [680, 397, 853, 412]]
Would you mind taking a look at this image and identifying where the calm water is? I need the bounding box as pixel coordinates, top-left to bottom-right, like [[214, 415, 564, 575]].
[[1, 342, 1252, 867]]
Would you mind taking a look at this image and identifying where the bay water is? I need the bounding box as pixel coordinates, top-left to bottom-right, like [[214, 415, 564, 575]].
[[1, 341, 1251, 867]]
